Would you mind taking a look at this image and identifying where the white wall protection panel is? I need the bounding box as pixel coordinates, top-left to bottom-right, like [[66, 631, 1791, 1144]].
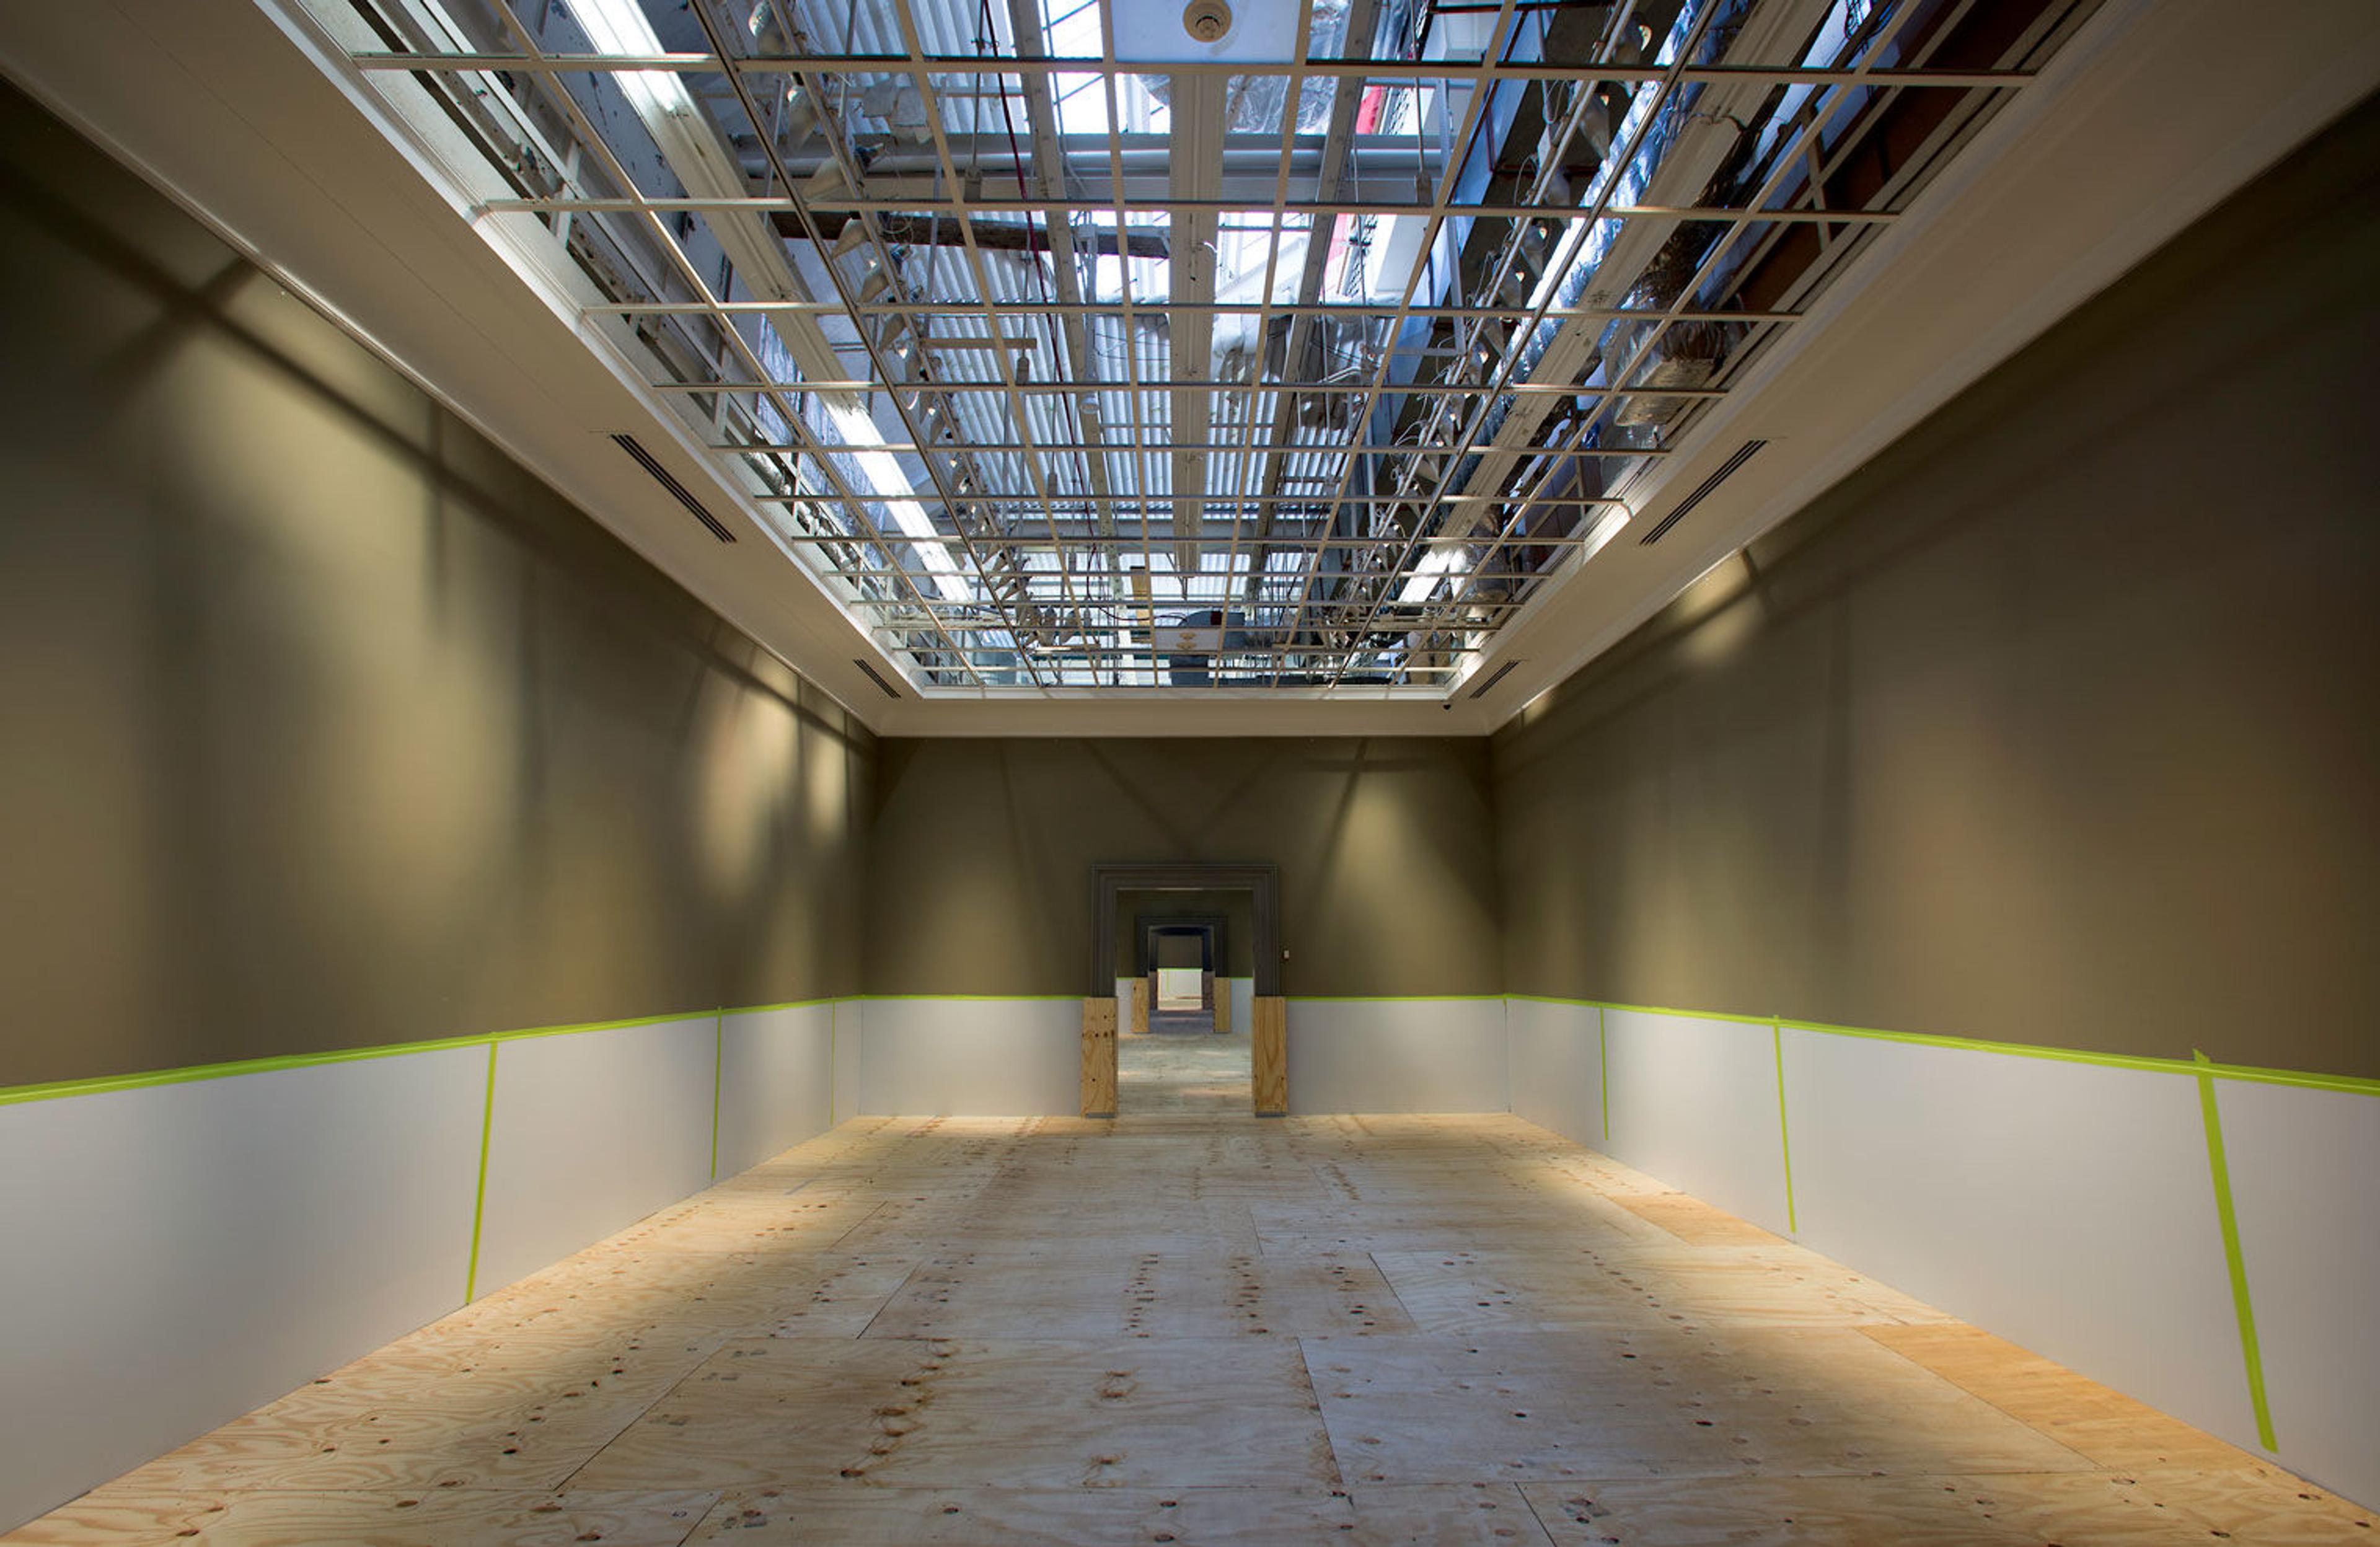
[[858, 998, 1080, 1116], [829, 998, 864, 1127], [0, 1047, 485, 1531], [1286, 999, 1509, 1115], [1600, 1008, 1791, 1234], [472, 1016, 715, 1295], [1507, 998, 1603, 1147], [715, 1003, 834, 1177], [1780, 1029, 2254, 1453], [2216, 1077, 2380, 1509]]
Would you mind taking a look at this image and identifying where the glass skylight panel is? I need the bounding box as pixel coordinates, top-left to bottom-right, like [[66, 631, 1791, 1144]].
[[304, 0, 2096, 694]]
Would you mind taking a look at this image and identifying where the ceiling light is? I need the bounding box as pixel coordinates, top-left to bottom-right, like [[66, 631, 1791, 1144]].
[[1398, 545, 1468, 606], [563, 0, 690, 124], [825, 402, 968, 603]]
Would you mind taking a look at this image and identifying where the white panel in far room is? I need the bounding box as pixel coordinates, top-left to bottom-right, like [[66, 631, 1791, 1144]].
[[1599, 1008, 1790, 1234], [858, 998, 1080, 1116], [472, 1016, 715, 1297], [0, 1048, 486, 1533], [2214, 1078, 2380, 1509], [715, 1003, 834, 1178], [1778, 1029, 2255, 1455], [1505, 997, 1603, 1147], [1285, 999, 1508, 1115], [1225, 977, 1254, 1036]]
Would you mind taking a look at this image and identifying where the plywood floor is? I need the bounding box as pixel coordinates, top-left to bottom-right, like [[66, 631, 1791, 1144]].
[[14, 1104, 2373, 1545]]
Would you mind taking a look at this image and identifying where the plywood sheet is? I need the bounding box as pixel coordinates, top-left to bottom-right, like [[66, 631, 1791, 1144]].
[[1079, 998, 1117, 1117], [1252, 996, 1288, 1115]]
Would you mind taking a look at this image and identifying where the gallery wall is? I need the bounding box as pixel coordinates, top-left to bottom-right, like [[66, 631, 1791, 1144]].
[[1493, 90, 2380, 1512], [1492, 91, 2380, 1080], [0, 82, 872, 1530]]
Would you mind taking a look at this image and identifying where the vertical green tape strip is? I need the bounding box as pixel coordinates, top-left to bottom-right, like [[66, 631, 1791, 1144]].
[[1597, 1004, 1610, 1142], [463, 1041, 498, 1303], [710, 1008, 725, 1182], [1772, 1019, 1797, 1235], [2194, 1050, 2276, 1450]]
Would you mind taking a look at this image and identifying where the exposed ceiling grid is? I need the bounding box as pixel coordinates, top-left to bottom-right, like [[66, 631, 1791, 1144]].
[[299, 0, 2098, 694]]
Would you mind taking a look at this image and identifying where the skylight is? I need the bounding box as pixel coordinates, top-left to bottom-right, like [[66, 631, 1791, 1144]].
[[297, 0, 2100, 691]]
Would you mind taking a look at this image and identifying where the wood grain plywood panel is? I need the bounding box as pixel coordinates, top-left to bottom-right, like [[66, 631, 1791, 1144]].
[[570, 1335, 1339, 1493], [1253, 997, 1288, 1115], [1080, 998, 1117, 1117], [5, 1491, 721, 1546], [1860, 1322, 2259, 1470]]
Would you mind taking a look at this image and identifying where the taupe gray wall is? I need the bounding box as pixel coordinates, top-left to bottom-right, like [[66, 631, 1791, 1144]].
[[0, 86, 871, 1088], [1492, 94, 2380, 1078], [868, 738, 1500, 997]]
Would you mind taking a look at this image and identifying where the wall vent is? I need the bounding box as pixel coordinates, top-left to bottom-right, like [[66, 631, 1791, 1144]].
[[1639, 438, 1766, 546], [852, 659, 903, 700], [1466, 658, 1524, 700], [612, 433, 735, 544]]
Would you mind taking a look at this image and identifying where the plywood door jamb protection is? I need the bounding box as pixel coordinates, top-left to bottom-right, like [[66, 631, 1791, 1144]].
[[1080, 997, 1118, 1117]]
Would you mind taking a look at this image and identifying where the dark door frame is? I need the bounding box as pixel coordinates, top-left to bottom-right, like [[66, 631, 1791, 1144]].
[[1135, 914, 1226, 977], [1093, 863, 1280, 997]]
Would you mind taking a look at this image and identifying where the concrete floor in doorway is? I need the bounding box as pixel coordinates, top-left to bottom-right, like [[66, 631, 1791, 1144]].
[[1119, 1026, 1251, 1116], [13, 1101, 2372, 1544]]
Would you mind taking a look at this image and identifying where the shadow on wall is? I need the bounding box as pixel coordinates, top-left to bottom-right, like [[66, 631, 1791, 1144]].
[[0, 84, 871, 1088], [864, 736, 1501, 998], [1491, 87, 2380, 1075]]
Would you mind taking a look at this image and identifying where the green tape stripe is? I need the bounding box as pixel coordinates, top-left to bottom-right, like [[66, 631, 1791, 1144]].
[[0, 995, 870, 1108], [1510, 994, 1778, 1027], [855, 993, 1085, 1002], [2193, 1051, 2276, 1450], [1597, 1004, 1610, 1142], [709, 1009, 725, 1182], [1783, 1017, 2380, 1097], [462, 1041, 498, 1303], [1772, 1020, 1797, 1234], [1503, 994, 2377, 1097], [1285, 994, 1505, 1003]]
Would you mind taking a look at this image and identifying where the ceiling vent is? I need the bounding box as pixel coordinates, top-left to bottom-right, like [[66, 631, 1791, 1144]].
[[612, 433, 735, 544], [1466, 658, 1524, 700], [852, 659, 903, 700], [1639, 439, 1766, 547]]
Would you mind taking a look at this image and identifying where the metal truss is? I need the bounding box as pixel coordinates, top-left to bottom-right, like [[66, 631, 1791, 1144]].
[[301, 0, 2100, 691]]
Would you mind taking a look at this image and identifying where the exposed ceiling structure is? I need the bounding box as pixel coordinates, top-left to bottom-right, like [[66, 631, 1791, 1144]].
[[276, 0, 2096, 691], [4, 1, 2376, 728]]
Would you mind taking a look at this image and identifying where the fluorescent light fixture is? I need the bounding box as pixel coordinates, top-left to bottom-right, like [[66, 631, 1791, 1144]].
[[565, 0, 691, 123], [1398, 544, 1468, 606], [824, 402, 969, 602]]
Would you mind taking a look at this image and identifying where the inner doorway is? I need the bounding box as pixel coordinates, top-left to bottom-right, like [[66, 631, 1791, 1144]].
[[1082, 863, 1284, 1118], [1119, 904, 1236, 1113]]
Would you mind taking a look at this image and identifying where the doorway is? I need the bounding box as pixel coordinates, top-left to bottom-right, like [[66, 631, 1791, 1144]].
[[1082, 864, 1285, 1118]]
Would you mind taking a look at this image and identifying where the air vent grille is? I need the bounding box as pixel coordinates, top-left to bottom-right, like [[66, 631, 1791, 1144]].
[[1466, 658, 1523, 700], [852, 659, 902, 700], [612, 433, 734, 544], [1639, 439, 1766, 547]]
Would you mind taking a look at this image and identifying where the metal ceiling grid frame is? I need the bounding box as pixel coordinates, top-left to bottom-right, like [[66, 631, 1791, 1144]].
[[291, 0, 2099, 695]]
